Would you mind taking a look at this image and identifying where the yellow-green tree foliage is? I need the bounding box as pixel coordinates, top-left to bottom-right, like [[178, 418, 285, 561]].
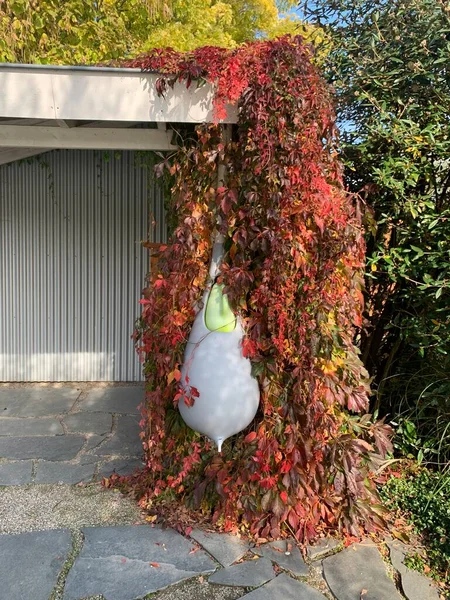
[[0, 0, 314, 64]]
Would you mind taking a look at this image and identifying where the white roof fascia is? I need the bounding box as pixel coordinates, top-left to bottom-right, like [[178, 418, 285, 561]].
[[0, 64, 237, 124]]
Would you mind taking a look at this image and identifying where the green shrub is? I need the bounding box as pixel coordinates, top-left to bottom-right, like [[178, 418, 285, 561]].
[[303, 0, 450, 465], [380, 468, 450, 591], [389, 359, 450, 466]]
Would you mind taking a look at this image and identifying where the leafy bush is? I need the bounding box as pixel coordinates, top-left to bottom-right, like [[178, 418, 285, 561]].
[[302, 0, 450, 464], [390, 361, 450, 466], [123, 37, 392, 541], [380, 468, 450, 590]]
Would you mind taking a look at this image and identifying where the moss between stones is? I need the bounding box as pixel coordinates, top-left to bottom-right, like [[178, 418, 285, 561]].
[[50, 529, 84, 600]]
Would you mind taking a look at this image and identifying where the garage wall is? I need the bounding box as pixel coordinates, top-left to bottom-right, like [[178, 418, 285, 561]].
[[0, 150, 167, 381]]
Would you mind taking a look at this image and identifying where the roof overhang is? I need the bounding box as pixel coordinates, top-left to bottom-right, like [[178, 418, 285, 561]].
[[0, 63, 237, 123], [0, 63, 237, 164]]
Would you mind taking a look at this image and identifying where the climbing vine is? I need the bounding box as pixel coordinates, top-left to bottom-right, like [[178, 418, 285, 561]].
[[118, 36, 392, 541]]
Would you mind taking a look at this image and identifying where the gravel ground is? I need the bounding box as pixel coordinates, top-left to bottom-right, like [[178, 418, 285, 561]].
[[148, 577, 245, 600], [0, 483, 146, 534], [56, 578, 245, 600]]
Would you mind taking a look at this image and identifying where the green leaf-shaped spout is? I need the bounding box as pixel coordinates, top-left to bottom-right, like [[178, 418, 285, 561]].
[[204, 283, 236, 333]]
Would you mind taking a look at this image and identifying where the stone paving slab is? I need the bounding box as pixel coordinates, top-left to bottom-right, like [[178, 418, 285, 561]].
[[252, 538, 309, 577], [0, 416, 64, 436], [0, 435, 85, 460], [78, 386, 143, 415], [190, 529, 249, 567], [64, 411, 113, 435], [388, 541, 440, 600], [241, 573, 328, 600], [83, 434, 108, 452], [64, 525, 215, 600], [98, 458, 144, 478], [323, 543, 403, 600], [0, 387, 80, 417], [35, 459, 96, 484], [0, 528, 72, 600], [306, 537, 340, 560], [209, 557, 275, 587], [0, 460, 33, 485], [94, 416, 142, 457]]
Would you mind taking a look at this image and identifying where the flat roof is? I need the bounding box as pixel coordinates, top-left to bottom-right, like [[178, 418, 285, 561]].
[[0, 62, 236, 163], [0, 63, 237, 124], [0, 62, 148, 74]]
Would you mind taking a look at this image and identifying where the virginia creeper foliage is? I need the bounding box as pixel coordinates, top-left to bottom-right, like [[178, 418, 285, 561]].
[[125, 36, 392, 540]]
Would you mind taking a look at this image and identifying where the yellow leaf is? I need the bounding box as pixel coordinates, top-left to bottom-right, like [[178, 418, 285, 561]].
[[146, 515, 157, 522]]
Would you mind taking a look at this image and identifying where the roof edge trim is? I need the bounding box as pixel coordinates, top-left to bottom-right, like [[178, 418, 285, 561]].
[[0, 62, 158, 75]]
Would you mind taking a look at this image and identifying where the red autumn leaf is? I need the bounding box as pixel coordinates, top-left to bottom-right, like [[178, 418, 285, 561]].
[[280, 490, 289, 504], [242, 338, 257, 358], [288, 509, 299, 530], [220, 189, 238, 215], [271, 495, 284, 517], [173, 391, 183, 406], [190, 386, 200, 398], [280, 460, 292, 474], [183, 394, 195, 407], [150, 562, 160, 568], [244, 431, 257, 443], [314, 215, 325, 234]]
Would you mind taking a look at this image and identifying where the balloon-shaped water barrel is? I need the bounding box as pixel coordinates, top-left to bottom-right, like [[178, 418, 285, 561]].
[[179, 239, 260, 451]]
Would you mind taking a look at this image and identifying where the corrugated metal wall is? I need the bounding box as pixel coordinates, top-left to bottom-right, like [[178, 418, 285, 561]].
[[0, 149, 167, 381]]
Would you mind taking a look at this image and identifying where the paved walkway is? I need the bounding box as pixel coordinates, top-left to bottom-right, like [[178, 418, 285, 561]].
[[0, 385, 441, 600], [0, 385, 144, 485]]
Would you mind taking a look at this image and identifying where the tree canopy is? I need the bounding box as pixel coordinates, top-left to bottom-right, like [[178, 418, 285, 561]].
[[302, 0, 450, 463], [0, 0, 308, 64]]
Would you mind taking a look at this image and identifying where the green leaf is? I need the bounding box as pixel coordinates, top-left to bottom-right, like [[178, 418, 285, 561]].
[[410, 245, 424, 257]]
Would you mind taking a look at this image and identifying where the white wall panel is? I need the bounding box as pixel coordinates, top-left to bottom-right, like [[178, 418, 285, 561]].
[[0, 149, 166, 381]]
